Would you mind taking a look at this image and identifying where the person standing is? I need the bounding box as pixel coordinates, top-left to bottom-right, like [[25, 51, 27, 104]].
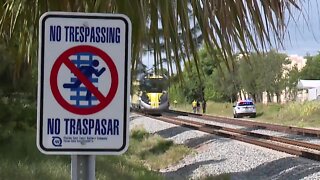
[[192, 100, 197, 113], [63, 59, 106, 101], [196, 100, 200, 113], [173, 100, 178, 107], [202, 100, 206, 114]]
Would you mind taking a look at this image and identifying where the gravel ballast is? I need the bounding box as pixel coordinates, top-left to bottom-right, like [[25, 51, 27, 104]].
[[130, 113, 320, 180]]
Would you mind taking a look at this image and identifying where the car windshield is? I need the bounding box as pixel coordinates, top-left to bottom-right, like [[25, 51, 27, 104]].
[[238, 101, 254, 106]]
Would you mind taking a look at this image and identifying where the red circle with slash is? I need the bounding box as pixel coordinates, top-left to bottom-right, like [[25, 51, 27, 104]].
[[50, 45, 118, 115]]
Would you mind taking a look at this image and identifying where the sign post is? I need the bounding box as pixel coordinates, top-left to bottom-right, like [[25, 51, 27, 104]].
[[71, 155, 95, 180], [37, 12, 131, 179]]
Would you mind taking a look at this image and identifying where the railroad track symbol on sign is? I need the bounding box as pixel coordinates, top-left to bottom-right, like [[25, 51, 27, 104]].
[[50, 45, 119, 115]]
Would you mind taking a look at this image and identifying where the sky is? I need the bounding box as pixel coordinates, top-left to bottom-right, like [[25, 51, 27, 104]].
[[281, 0, 320, 56]]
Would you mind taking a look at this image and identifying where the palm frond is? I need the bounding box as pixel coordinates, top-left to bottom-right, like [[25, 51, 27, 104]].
[[0, 0, 302, 80]]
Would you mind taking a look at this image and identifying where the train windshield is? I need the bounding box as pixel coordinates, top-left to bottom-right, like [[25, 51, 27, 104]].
[[140, 78, 168, 93]]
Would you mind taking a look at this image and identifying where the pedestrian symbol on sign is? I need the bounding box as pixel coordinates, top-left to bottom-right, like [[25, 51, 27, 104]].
[[63, 55, 106, 106]]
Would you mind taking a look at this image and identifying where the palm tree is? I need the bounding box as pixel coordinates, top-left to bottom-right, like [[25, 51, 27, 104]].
[[0, 0, 301, 81]]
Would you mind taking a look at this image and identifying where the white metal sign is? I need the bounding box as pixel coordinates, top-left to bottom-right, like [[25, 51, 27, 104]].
[[37, 12, 131, 155]]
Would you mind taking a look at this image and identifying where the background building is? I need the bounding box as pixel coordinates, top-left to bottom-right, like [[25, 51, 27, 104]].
[[261, 54, 307, 104]]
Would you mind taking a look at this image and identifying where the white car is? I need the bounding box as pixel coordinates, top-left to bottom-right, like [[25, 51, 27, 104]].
[[233, 100, 256, 118]]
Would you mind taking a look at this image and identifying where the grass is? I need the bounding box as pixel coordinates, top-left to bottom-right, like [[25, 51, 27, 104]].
[[0, 131, 70, 180], [172, 101, 320, 128], [127, 127, 193, 170], [264, 101, 320, 127], [0, 127, 192, 180]]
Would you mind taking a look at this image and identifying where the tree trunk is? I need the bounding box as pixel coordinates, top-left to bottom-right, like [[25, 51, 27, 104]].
[[238, 91, 242, 100], [252, 93, 256, 102], [256, 93, 262, 103], [267, 91, 272, 102], [241, 90, 246, 100], [276, 92, 281, 103]]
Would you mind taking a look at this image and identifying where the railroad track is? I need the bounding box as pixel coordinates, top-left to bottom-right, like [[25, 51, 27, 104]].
[[167, 109, 320, 137], [134, 111, 320, 161]]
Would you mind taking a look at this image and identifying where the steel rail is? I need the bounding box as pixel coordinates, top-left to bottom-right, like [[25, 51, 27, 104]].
[[167, 109, 320, 137], [148, 114, 320, 161]]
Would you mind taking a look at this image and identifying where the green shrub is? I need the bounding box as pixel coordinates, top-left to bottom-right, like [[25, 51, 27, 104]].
[[0, 97, 36, 140], [131, 128, 150, 141]]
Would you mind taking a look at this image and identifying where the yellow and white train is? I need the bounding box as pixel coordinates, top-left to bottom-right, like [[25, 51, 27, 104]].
[[131, 74, 169, 115]]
